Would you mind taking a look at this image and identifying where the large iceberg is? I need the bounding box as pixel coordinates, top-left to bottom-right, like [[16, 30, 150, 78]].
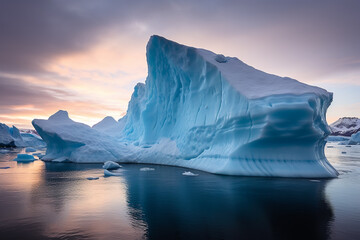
[[32, 35, 338, 178]]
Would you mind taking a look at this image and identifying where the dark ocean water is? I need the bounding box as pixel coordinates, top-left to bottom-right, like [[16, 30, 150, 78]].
[[0, 143, 359, 240]]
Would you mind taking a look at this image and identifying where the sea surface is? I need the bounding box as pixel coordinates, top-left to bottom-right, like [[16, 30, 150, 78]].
[[0, 143, 359, 240]]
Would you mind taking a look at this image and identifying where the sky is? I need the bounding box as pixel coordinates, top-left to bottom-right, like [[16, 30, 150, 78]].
[[0, 0, 360, 128]]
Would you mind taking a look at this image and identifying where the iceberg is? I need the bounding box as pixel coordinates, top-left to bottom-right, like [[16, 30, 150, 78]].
[[0, 123, 16, 147], [13, 154, 36, 162], [182, 171, 199, 176], [349, 132, 360, 145], [0, 122, 45, 148], [102, 161, 122, 170], [33, 35, 338, 178]]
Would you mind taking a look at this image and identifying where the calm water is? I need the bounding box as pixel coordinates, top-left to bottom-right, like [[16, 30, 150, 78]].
[[0, 144, 359, 240]]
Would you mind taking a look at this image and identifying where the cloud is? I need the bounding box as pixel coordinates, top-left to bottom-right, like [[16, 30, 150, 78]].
[[1, 0, 360, 127]]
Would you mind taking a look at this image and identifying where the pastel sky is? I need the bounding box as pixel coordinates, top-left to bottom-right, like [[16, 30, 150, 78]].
[[1, 0, 359, 128]]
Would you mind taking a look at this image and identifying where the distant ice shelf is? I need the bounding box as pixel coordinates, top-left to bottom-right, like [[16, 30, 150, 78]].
[[32, 35, 338, 178]]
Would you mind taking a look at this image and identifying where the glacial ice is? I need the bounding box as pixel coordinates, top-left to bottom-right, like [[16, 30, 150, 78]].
[[32, 35, 338, 178], [103, 161, 122, 170]]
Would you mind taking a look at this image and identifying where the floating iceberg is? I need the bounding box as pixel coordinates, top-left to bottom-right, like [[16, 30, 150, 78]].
[[349, 132, 360, 145], [182, 171, 199, 176], [0, 123, 16, 147], [0, 122, 45, 148], [33, 35, 338, 178], [103, 161, 122, 170], [13, 154, 36, 162]]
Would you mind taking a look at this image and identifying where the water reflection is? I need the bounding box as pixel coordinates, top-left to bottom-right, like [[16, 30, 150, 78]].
[[0, 150, 337, 240]]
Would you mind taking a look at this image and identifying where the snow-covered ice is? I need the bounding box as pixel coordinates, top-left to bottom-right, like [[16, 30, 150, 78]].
[[103, 161, 122, 170], [182, 171, 199, 176], [330, 117, 360, 136], [13, 154, 36, 162], [32, 35, 338, 178]]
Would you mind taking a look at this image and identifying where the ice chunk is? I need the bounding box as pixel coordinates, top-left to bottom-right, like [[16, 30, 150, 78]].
[[0, 167, 10, 169], [32, 36, 339, 178], [13, 154, 35, 162], [182, 171, 199, 176], [140, 167, 155, 171], [87, 177, 99, 180], [25, 147, 36, 152], [104, 169, 123, 176], [215, 54, 228, 63], [102, 161, 122, 170]]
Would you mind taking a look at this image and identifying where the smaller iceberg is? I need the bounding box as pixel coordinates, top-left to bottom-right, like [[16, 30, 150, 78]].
[[103, 161, 122, 170], [104, 169, 123, 176], [13, 154, 36, 162], [0, 166, 10, 169], [182, 171, 199, 176], [348, 132, 360, 145]]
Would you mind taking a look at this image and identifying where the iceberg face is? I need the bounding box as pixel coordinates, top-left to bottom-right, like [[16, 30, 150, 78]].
[[33, 36, 338, 178]]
